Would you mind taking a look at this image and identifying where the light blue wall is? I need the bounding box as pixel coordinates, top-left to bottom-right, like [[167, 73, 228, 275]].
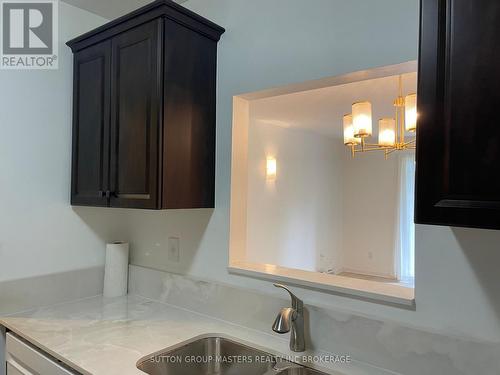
[[0, 3, 108, 282], [191, 0, 419, 95]]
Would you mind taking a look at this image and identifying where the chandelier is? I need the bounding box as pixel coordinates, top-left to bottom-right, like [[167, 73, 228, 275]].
[[342, 76, 417, 159]]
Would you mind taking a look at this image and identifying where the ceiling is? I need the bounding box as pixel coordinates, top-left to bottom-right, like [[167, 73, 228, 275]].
[[62, 0, 187, 20], [250, 72, 418, 140]]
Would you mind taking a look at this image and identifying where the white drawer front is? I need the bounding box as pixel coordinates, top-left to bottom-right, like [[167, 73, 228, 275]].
[[6, 333, 78, 375], [6, 362, 28, 375], [7, 363, 27, 375]]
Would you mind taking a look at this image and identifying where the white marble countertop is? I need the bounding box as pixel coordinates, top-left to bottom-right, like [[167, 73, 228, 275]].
[[0, 295, 363, 375]]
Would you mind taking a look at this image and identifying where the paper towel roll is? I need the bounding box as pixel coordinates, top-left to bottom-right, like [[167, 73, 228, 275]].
[[103, 242, 129, 298]]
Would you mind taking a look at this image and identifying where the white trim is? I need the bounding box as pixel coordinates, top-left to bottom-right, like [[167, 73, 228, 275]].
[[229, 261, 415, 307], [338, 267, 398, 281]]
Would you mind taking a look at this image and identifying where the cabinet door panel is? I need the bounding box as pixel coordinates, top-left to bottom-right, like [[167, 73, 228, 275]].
[[71, 40, 111, 206], [416, 0, 500, 229], [109, 20, 162, 209]]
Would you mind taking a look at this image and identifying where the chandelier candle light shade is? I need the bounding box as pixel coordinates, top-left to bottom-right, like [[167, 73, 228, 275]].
[[343, 114, 361, 146], [343, 75, 417, 159]]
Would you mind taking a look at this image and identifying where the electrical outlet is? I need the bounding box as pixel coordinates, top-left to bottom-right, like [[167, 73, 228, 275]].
[[168, 237, 180, 263]]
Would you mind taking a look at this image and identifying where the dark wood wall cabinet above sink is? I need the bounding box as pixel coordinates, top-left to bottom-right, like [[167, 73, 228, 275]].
[[67, 0, 224, 209], [416, 0, 500, 229]]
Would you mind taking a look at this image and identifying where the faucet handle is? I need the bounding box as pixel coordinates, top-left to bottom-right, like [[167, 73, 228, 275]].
[[274, 284, 303, 311]]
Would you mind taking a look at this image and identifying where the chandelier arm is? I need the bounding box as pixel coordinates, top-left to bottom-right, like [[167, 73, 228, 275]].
[[357, 146, 396, 152], [399, 75, 405, 145], [385, 148, 398, 156], [363, 143, 393, 148], [395, 93, 400, 145]]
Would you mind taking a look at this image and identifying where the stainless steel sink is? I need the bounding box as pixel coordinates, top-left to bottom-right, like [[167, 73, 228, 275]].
[[137, 337, 328, 375], [279, 369, 327, 375]]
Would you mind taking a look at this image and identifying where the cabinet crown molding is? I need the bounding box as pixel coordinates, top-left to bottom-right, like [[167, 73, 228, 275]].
[[67, 0, 225, 52]]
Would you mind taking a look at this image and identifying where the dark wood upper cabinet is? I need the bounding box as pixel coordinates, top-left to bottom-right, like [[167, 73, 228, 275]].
[[416, 0, 500, 229], [67, 0, 224, 209]]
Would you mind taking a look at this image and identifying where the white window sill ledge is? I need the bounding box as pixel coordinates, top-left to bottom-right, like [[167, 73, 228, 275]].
[[228, 261, 415, 308]]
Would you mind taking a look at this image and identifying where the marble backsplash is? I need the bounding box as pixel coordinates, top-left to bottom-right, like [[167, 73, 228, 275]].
[[0, 267, 104, 316], [128, 265, 500, 375]]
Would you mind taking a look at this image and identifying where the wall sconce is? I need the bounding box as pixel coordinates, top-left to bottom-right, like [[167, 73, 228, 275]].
[[266, 157, 277, 181]]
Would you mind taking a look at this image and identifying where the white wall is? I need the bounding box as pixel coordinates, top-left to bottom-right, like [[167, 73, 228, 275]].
[[341, 151, 400, 278], [0, 3, 109, 283], [245, 120, 410, 278], [246, 121, 343, 272]]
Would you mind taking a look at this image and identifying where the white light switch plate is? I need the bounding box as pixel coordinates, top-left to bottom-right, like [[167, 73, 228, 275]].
[[168, 237, 180, 263]]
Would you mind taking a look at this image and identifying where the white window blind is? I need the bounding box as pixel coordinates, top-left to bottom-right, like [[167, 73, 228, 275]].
[[395, 153, 416, 283]]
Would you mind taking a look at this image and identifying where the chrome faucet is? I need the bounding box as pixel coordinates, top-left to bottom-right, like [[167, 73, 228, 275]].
[[272, 284, 305, 352]]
